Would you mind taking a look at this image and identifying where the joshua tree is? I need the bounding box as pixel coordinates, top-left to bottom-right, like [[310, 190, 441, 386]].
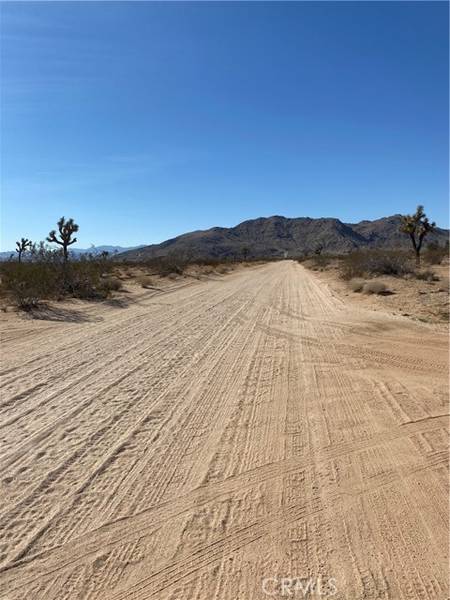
[[15, 238, 32, 263], [241, 246, 250, 260], [47, 217, 79, 262], [400, 205, 435, 267]]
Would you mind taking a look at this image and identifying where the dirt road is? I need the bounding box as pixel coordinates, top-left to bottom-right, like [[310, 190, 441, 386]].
[[0, 261, 448, 599]]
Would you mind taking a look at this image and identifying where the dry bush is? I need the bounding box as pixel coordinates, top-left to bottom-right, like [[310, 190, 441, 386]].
[[415, 269, 439, 282], [140, 256, 186, 277], [64, 261, 113, 299], [0, 256, 116, 308], [0, 262, 60, 309], [137, 275, 154, 288], [306, 254, 332, 270], [349, 278, 365, 293], [216, 265, 230, 274], [340, 249, 412, 280], [309, 254, 331, 269], [423, 243, 449, 265], [100, 277, 122, 292], [362, 281, 387, 295]]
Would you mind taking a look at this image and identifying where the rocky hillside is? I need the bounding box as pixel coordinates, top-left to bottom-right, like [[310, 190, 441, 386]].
[[119, 215, 449, 260]]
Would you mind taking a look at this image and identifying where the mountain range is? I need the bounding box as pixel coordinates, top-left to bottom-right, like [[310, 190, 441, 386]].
[[0, 245, 142, 262], [118, 215, 449, 261]]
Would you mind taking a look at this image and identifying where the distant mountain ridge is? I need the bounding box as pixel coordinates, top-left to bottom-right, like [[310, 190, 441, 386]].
[[0, 245, 142, 262], [70, 245, 143, 256], [118, 215, 449, 261]]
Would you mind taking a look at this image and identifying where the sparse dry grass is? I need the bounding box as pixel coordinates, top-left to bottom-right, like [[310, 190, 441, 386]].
[[216, 265, 230, 274], [136, 275, 154, 288], [101, 277, 122, 292], [348, 278, 365, 293], [362, 280, 387, 295], [415, 269, 439, 282]]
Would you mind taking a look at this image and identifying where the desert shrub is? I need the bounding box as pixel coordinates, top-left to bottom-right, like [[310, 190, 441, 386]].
[[0, 256, 115, 308], [340, 249, 412, 280], [362, 281, 387, 295], [137, 275, 154, 288], [0, 262, 60, 309], [308, 254, 332, 269], [63, 260, 113, 299], [299, 251, 336, 271], [415, 269, 439, 282], [216, 265, 229, 274], [349, 278, 365, 293], [100, 277, 122, 292], [423, 243, 449, 265], [141, 256, 186, 277]]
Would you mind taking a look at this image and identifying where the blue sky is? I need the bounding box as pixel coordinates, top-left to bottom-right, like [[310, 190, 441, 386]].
[[1, 1, 448, 250]]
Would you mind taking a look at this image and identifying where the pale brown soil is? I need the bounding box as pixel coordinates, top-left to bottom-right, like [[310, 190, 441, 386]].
[[0, 261, 448, 599], [308, 261, 449, 329]]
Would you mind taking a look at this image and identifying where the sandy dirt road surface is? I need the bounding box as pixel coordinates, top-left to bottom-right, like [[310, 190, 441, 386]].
[[0, 261, 448, 599]]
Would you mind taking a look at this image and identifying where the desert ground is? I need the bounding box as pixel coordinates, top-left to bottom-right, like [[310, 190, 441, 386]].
[[0, 261, 448, 599]]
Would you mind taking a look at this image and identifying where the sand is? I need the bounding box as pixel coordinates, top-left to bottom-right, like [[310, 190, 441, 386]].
[[0, 261, 448, 599]]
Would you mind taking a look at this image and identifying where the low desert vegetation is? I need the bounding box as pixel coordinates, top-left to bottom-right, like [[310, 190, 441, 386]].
[[348, 278, 365, 293], [339, 249, 413, 280], [137, 275, 154, 288], [348, 278, 388, 295], [423, 241, 449, 265], [303, 206, 447, 283], [1, 217, 253, 310], [415, 269, 439, 282], [2, 205, 446, 312], [1, 258, 115, 309], [1, 217, 115, 309], [307, 254, 333, 270], [362, 280, 388, 295], [215, 265, 230, 274], [100, 276, 123, 292], [339, 248, 445, 282]]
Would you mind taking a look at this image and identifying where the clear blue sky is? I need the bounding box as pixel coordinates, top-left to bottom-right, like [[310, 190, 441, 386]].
[[1, 1, 448, 250]]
